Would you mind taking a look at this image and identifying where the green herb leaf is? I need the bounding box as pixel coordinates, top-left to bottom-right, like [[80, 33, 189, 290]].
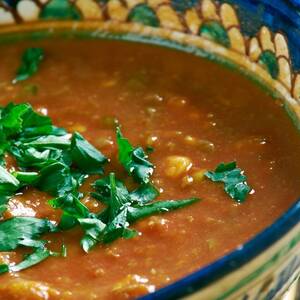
[[0, 166, 20, 194], [71, 132, 107, 175], [34, 162, 74, 196], [22, 106, 51, 128], [0, 264, 9, 274], [0, 217, 55, 251], [116, 127, 153, 184], [127, 198, 199, 222], [0, 166, 20, 206], [102, 208, 130, 244], [0, 205, 7, 216], [22, 135, 71, 149], [22, 125, 67, 138], [205, 162, 252, 202], [10, 247, 51, 272], [10, 146, 68, 169], [108, 173, 129, 220], [130, 184, 159, 205], [92, 173, 199, 245], [92, 175, 129, 206], [14, 48, 44, 83], [49, 193, 89, 220], [0, 103, 30, 137], [13, 171, 39, 185], [79, 218, 106, 252]]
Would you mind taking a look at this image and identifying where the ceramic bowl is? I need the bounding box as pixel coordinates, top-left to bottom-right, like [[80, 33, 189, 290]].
[[0, 1, 300, 299]]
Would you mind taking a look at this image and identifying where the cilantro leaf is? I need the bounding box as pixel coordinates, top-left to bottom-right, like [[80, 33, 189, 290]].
[[0, 205, 7, 216], [116, 127, 153, 184], [0, 166, 20, 211], [21, 125, 67, 138], [91, 173, 199, 245], [92, 175, 130, 206], [34, 162, 75, 196], [10, 247, 51, 273], [14, 48, 44, 83], [127, 198, 199, 222], [205, 162, 252, 202], [0, 264, 9, 274], [0, 166, 20, 194], [0, 217, 55, 251], [22, 134, 71, 149], [108, 173, 129, 220], [22, 106, 51, 128], [79, 218, 106, 252], [13, 171, 39, 185], [0, 103, 30, 137], [71, 132, 107, 175], [130, 184, 159, 205], [49, 194, 105, 252], [10, 146, 70, 169], [49, 193, 89, 221]]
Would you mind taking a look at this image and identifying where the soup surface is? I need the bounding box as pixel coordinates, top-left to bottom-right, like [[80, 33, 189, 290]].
[[0, 39, 300, 300]]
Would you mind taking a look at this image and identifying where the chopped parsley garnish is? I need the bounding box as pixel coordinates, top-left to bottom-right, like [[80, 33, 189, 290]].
[[116, 127, 154, 184], [0, 217, 55, 274], [71, 132, 108, 175], [205, 162, 252, 203], [0, 102, 199, 274], [14, 48, 44, 83]]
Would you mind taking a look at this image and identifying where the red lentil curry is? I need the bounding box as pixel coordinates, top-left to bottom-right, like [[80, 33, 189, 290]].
[[0, 39, 299, 300]]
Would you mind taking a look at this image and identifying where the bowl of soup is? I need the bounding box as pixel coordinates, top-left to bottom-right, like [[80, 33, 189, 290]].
[[0, 1, 300, 299]]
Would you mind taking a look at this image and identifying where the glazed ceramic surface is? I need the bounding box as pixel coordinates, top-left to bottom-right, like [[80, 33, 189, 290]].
[[0, 1, 300, 299]]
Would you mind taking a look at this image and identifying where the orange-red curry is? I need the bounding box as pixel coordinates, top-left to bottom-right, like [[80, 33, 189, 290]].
[[0, 39, 300, 300]]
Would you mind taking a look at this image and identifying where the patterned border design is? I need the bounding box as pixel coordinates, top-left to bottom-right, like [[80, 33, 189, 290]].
[[0, 1, 300, 299], [0, 0, 300, 102]]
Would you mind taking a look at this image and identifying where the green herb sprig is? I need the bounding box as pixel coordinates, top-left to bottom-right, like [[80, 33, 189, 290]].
[[13, 48, 44, 83], [0, 102, 199, 274], [205, 162, 252, 203]]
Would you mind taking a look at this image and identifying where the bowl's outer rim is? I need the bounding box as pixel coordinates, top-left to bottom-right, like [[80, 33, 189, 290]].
[[0, 21, 300, 300]]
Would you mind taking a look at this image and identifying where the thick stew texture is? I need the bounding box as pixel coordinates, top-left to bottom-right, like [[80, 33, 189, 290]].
[[0, 39, 300, 300]]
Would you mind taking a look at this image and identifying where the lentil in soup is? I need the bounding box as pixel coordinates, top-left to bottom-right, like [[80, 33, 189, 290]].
[[0, 39, 300, 300]]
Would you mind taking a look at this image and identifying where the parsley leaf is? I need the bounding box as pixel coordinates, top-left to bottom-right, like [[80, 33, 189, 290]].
[[0, 166, 20, 213], [22, 106, 51, 128], [0, 166, 20, 195], [49, 193, 90, 221], [92, 173, 200, 246], [130, 184, 159, 205], [116, 127, 154, 184], [10, 247, 51, 273], [10, 146, 70, 169], [22, 134, 71, 149], [0, 264, 9, 274], [34, 162, 75, 196], [79, 218, 106, 252], [127, 198, 199, 222], [0, 217, 55, 251], [14, 48, 44, 83], [21, 125, 66, 138], [13, 171, 39, 185], [205, 162, 252, 202], [0, 103, 30, 137], [71, 132, 107, 175]]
